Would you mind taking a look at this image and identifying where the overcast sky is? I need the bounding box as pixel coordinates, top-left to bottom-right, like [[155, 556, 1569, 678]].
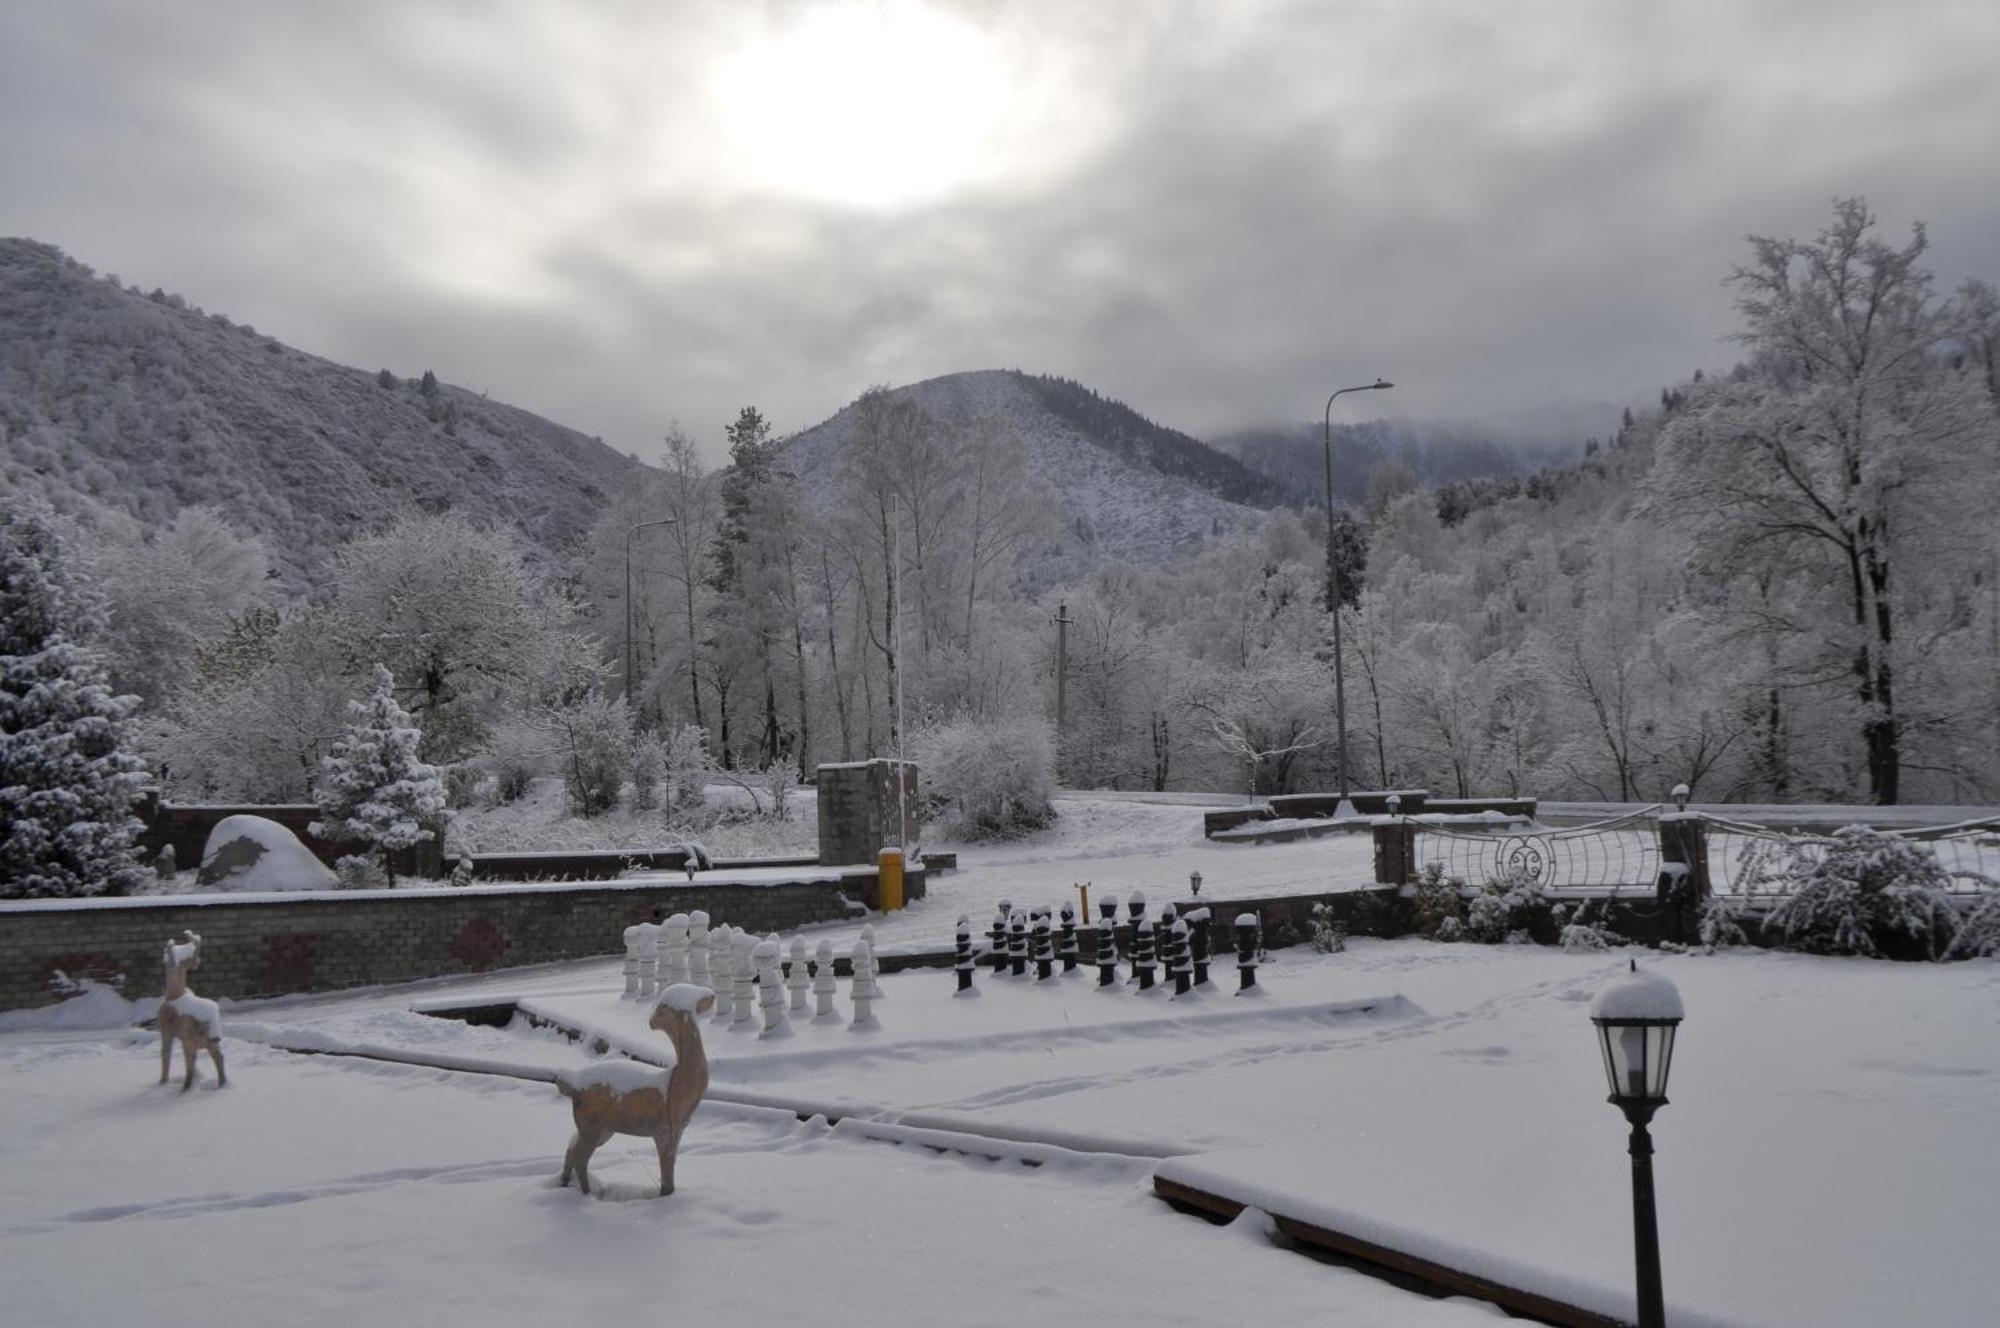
[[5, 0, 1999, 462]]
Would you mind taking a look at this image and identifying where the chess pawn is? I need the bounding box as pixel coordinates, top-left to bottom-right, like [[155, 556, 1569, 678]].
[[636, 921, 661, 999], [621, 924, 642, 999], [687, 911, 712, 988], [988, 907, 1010, 974], [812, 939, 839, 1022], [1008, 910, 1028, 977], [954, 915, 978, 997], [755, 937, 792, 1039], [786, 937, 811, 1011], [1186, 907, 1212, 986], [860, 924, 884, 998], [1235, 913, 1262, 994], [731, 930, 758, 1030], [1167, 919, 1192, 996], [661, 913, 692, 988], [1032, 908, 1054, 980], [1133, 918, 1157, 992], [710, 927, 736, 1023], [1096, 893, 1120, 988], [849, 939, 878, 1028]]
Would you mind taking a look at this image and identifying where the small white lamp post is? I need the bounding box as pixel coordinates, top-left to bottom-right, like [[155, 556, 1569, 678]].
[[1590, 960, 1684, 1328]]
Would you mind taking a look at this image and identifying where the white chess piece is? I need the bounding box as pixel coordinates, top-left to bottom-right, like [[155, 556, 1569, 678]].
[[710, 927, 736, 1023], [849, 939, 878, 1028], [754, 937, 792, 1039], [621, 924, 642, 999], [661, 913, 691, 988], [812, 939, 839, 1022], [730, 930, 758, 1031], [786, 936, 810, 1011], [687, 911, 712, 988], [636, 922, 661, 999], [858, 924, 883, 997]]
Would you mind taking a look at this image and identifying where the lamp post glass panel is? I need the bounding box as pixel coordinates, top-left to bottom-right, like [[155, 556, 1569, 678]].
[[1590, 962, 1684, 1328], [1322, 379, 1392, 796]]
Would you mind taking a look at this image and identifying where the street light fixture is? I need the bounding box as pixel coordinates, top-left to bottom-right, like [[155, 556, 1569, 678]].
[[625, 517, 678, 708], [1323, 378, 1393, 796], [1590, 961, 1684, 1328]]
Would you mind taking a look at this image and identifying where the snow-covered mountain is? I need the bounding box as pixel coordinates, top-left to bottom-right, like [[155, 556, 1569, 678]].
[[0, 239, 641, 588], [1211, 417, 1589, 509], [779, 369, 1277, 591]]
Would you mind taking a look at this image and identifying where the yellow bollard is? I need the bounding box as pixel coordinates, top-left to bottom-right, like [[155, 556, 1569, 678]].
[[878, 846, 905, 912]]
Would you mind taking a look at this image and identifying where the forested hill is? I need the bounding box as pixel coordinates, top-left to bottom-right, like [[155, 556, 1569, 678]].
[[779, 369, 1274, 590], [1211, 417, 1583, 509], [0, 238, 642, 588]]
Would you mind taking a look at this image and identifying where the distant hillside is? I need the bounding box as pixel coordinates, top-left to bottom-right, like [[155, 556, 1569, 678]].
[[0, 238, 642, 587], [779, 369, 1275, 591], [1211, 418, 1585, 508]]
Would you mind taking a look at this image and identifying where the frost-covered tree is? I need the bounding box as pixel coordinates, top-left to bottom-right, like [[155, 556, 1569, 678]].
[[1651, 199, 2000, 803], [543, 692, 633, 818], [0, 501, 150, 898], [311, 664, 447, 884]]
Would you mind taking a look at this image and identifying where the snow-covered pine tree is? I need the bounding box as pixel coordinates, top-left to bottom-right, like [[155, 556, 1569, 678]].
[[311, 664, 447, 885], [0, 501, 150, 899]]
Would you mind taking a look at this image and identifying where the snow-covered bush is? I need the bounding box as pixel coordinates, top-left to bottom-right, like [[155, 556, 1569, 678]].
[[545, 694, 632, 818], [1554, 900, 1625, 952], [1465, 865, 1546, 943], [663, 724, 711, 813], [1762, 827, 1959, 958], [758, 762, 795, 820], [334, 854, 386, 890], [913, 714, 1055, 840], [1698, 894, 1749, 951], [0, 500, 150, 899], [630, 731, 667, 811], [1943, 891, 2000, 961], [1308, 902, 1347, 953], [484, 724, 542, 804], [311, 664, 448, 885], [1411, 862, 1466, 939], [442, 762, 481, 809]]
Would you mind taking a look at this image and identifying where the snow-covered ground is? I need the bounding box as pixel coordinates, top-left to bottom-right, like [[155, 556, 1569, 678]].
[[6, 797, 1995, 1326]]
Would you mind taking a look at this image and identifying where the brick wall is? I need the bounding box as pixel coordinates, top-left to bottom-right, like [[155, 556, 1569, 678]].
[[0, 874, 899, 1012]]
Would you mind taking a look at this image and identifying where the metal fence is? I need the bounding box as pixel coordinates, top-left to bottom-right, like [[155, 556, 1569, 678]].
[[1412, 807, 1662, 894], [1410, 808, 2000, 899]]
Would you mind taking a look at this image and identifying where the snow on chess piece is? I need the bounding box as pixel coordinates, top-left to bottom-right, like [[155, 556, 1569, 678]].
[[556, 983, 714, 1199], [849, 939, 879, 1029], [812, 939, 839, 1022], [1032, 907, 1054, 980], [1125, 890, 1147, 970], [1058, 902, 1080, 975], [954, 915, 979, 997], [1096, 892, 1120, 988], [687, 911, 712, 988], [988, 906, 1011, 974], [1235, 913, 1263, 995], [786, 936, 811, 1011], [730, 930, 758, 1031], [1186, 907, 1213, 986], [157, 931, 225, 1092], [1008, 908, 1029, 977], [621, 923, 643, 999], [754, 936, 793, 1040], [661, 913, 692, 988]]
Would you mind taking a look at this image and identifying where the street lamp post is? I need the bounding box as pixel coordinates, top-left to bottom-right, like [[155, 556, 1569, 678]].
[[1590, 961, 1685, 1328], [1322, 378, 1393, 796], [625, 517, 678, 708]]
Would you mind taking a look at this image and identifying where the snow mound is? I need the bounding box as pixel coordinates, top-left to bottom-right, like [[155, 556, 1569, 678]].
[[0, 978, 148, 1031], [657, 984, 715, 1015], [197, 816, 339, 892], [1589, 965, 1684, 1021]]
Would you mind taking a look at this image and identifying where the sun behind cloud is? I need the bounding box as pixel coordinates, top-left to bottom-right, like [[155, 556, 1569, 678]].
[[710, 1, 1012, 210]]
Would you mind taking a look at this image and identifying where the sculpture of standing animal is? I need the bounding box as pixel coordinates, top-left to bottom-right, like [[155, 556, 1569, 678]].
[[556, 984, 714, 1198], [157, 931, 226, 1092]]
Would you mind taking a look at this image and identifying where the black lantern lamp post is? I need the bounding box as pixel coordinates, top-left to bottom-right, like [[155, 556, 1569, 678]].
[[1590, 961, 1684, 1328]]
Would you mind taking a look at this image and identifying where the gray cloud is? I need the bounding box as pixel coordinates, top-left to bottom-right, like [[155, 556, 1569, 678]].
[[5, 0, 1999, 462]]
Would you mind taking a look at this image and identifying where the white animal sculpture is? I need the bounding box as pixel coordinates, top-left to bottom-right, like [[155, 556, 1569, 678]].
[[556, 984, 715, 1198], [157, 931, 226, 1092]]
